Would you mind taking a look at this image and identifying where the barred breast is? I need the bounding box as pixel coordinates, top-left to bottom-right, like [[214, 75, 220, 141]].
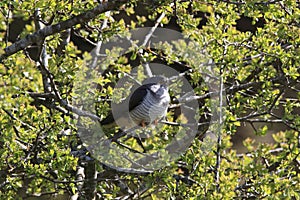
[[130, 89, 170, 126]]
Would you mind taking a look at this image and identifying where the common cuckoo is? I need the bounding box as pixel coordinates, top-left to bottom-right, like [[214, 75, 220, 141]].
[[100, 76, 170, 128]]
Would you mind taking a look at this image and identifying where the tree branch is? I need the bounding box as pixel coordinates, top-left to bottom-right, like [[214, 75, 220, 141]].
[[0, 0, 130, 62]]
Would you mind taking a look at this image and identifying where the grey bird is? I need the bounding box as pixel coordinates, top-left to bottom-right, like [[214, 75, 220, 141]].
[[100, 76, 170, 129]]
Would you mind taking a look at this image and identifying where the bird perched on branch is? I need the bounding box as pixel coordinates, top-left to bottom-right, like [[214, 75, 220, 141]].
[[100, 75, 170, 129]]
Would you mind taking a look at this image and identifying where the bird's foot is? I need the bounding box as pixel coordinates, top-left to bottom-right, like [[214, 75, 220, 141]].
[[140, 120, 147, 128]]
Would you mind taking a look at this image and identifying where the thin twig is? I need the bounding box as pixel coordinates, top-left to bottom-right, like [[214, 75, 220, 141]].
[[91, 11, 111, 69], [140, 2, 173, 77], [221, 0, 282, 5], [35, 9, 52, 93], [214, 74, 223, 191], [236, 148, 284, 158], [2, 108, 35, 130]]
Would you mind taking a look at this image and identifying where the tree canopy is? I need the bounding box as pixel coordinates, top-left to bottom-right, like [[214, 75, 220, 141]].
[[0, 0, 299, 199]]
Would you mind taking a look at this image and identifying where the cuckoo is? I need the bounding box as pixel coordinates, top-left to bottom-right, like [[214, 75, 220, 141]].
[[100, 76, 170, 128]]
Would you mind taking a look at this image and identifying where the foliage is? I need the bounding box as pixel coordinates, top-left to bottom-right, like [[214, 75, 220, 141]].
[[0, 0, 299, 199]]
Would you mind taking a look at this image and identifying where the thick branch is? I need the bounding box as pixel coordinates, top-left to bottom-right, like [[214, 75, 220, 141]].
[[0, 0, 130, 62]]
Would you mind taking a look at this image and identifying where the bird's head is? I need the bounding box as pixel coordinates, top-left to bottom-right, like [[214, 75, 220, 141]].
[[143, 76, 169, 99]]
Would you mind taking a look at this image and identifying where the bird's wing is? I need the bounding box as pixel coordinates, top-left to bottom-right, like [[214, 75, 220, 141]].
[[100, 84, 151, 126], [129, 84, 152, 111]]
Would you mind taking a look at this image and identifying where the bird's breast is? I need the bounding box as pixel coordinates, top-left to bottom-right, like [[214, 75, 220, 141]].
[[129, 90, 170, 125]]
